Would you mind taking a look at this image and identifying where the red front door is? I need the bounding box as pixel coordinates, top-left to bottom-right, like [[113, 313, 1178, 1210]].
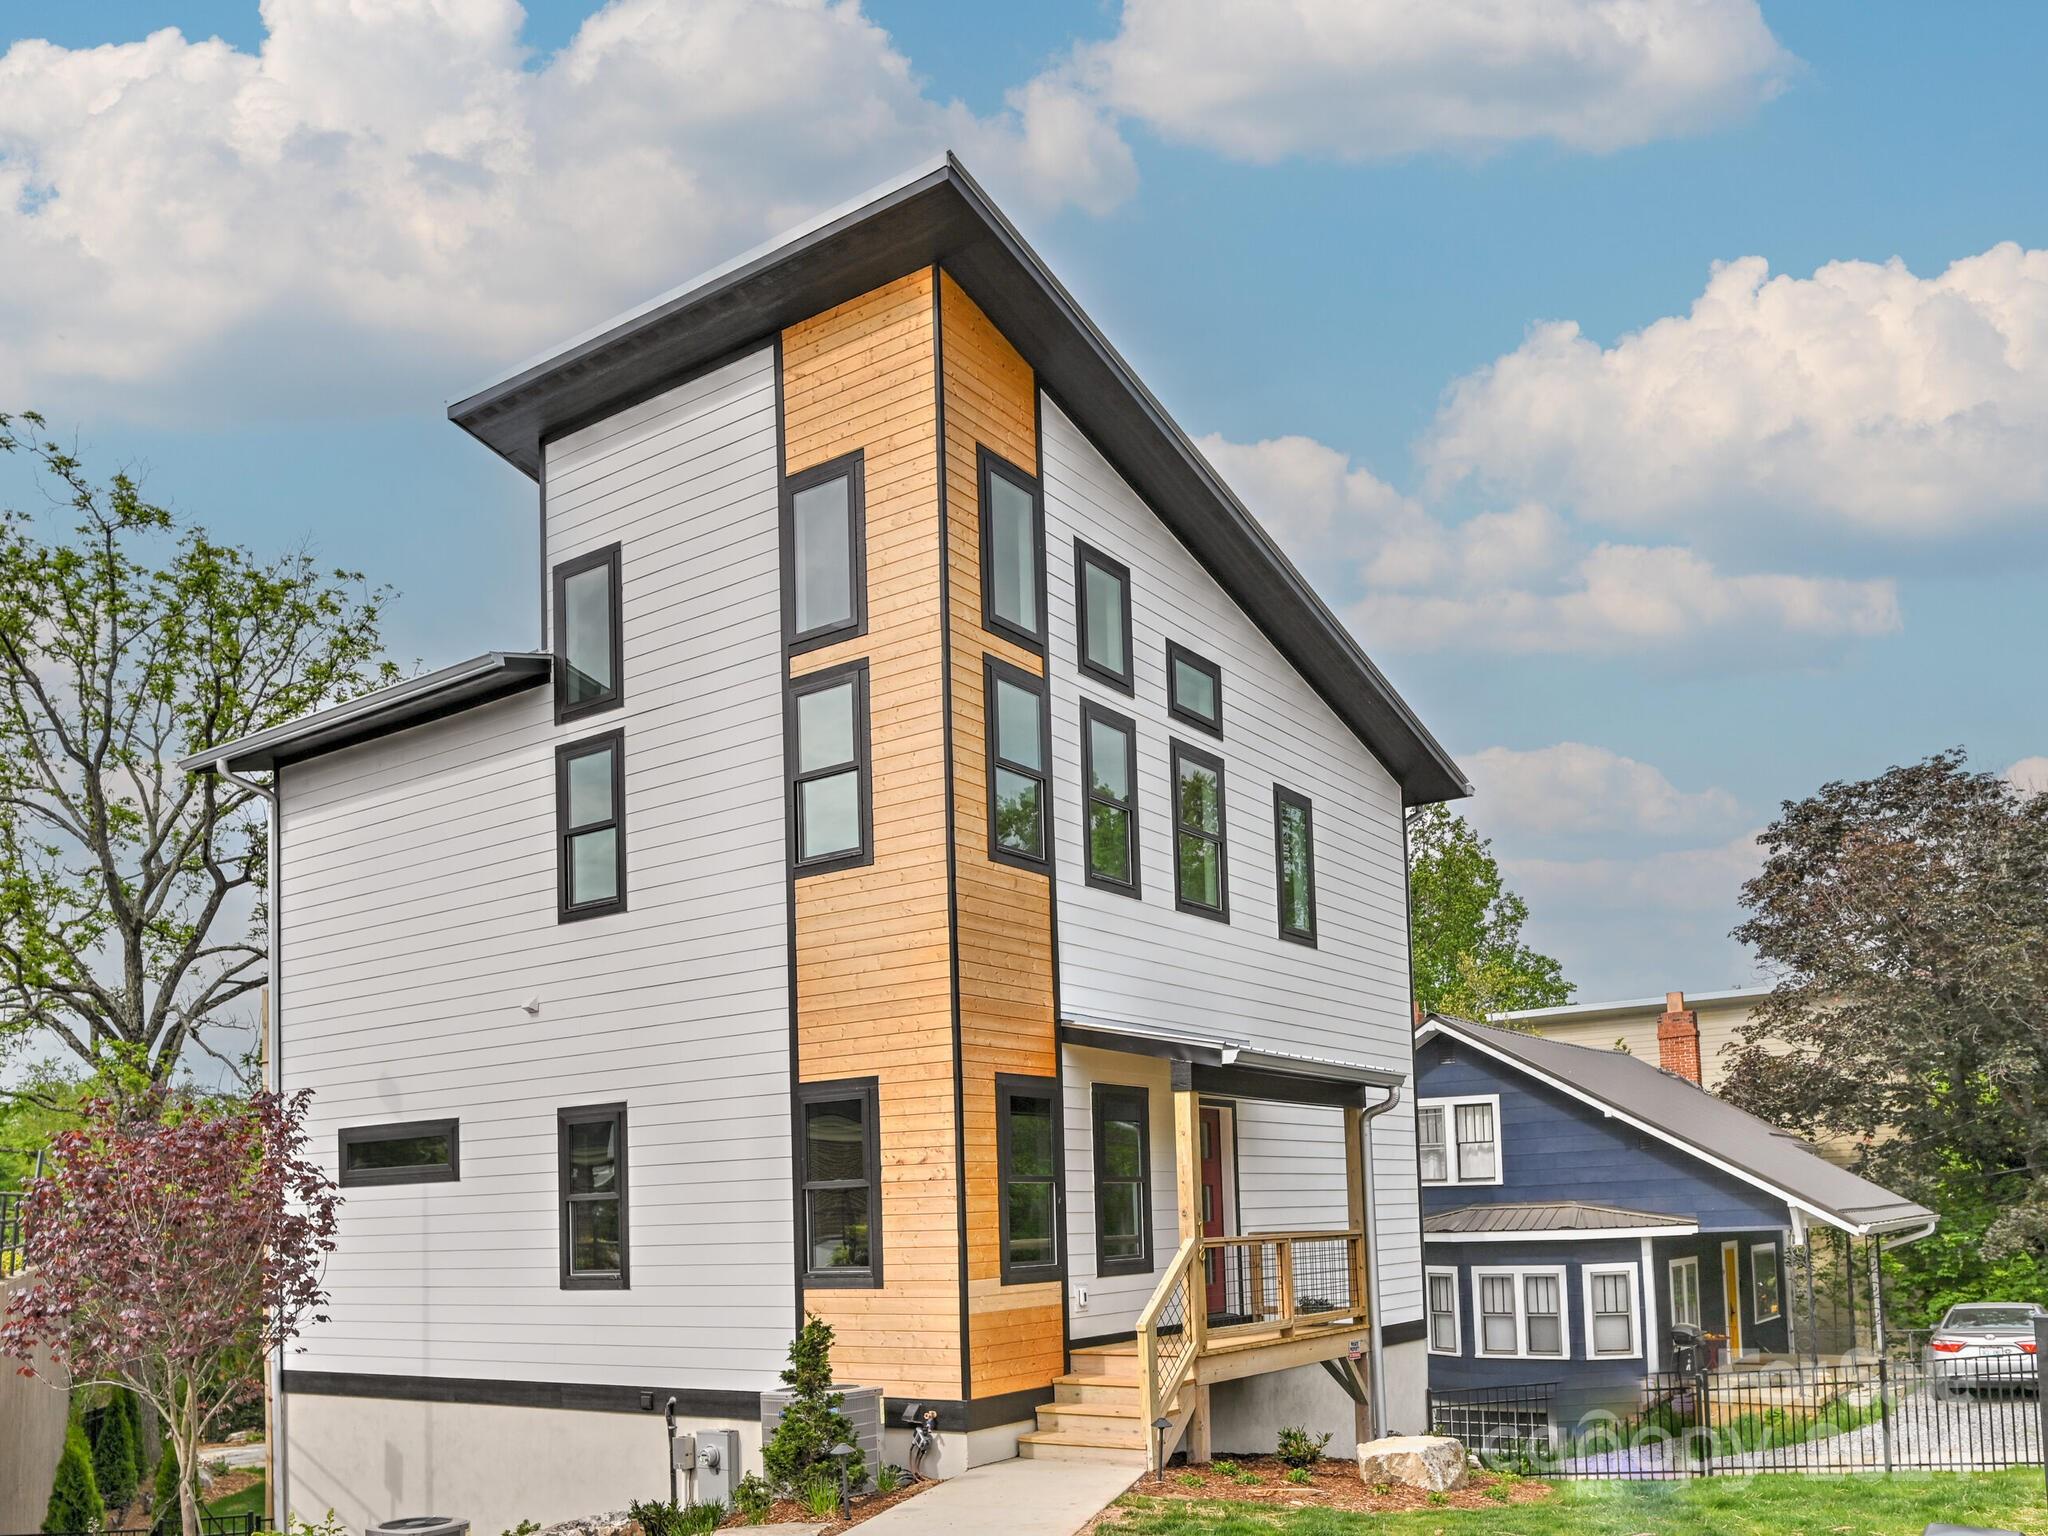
[[1200, 1106, 1227, 1315]]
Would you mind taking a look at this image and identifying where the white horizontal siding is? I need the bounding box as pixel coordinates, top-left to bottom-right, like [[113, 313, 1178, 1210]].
[[277, 347, 793, 1389], [1060, 1045, 1180, 1340], [1041, 394, 1422, 1325]]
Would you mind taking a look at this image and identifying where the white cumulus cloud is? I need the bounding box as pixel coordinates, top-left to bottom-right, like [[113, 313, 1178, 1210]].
[[1425, 243, 2048, 537], [2007, 756, 2048, 797], [1465, 743, 1743, 838], [0, 0, 1135, 419], [1059, 0, 1794, 162]]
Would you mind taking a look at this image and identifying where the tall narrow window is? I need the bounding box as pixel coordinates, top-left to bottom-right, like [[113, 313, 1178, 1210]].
[[1080, 701, 1139, 895], [998, 1075, 1060, 1283], [1669, 1256, 1702, 1329], [798, 1078, 881, 1286], [980, 449, 1045, 649], [1752, 1243, 1783, 1320], [1273, 786, 1316, 945], [1478, 1273, 1518, 1355], [1586, 1265, 1639, 1357], [553, 543, 623, 723], [1165, 641, 1221, 737], [1417, 1106, 1447, 1183], [1171, 739, 1227, 919], [1073, 542, 1133, 691], [1524, 1272, 1564, 1356], [1426, 1268, 1461, 1354], [558, 1103, 628, 1290], [1092, 1084, 1152, 1276], [557, 731, 626, 920], [338, 1120, 459, 1187], [784, 452, 866, 651], [986, 658, 1049, 869], [787, 662, 870, 874]]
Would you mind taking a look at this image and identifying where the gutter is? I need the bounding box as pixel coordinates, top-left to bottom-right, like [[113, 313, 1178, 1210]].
[[1356, 1080, 1403, 1437]]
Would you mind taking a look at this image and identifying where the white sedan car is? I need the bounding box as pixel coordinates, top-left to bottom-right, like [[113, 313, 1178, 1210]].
[[1926, 1302, 2044, 1394]]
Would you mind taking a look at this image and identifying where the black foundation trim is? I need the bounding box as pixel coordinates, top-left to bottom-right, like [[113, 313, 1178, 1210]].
[[282, 1371, 761, 1419]]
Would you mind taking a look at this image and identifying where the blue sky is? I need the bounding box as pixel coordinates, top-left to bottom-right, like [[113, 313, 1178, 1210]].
[[4, 0, 2044, 1004]]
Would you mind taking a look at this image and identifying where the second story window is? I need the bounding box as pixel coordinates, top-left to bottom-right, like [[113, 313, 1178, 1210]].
[[1081, 701, 1139, 895], [553, 543, 622, 722], [980, 449, 1045, 650], [1418, 1095, 1501, 1185], [1074, 541, 1133, 691], [784, 452, 866, 652], [1166, 641, 1221, 737], [787, 662, 871, 875], [557, 731, 626, 921], [1171, 739, 1227, 920], [1273, 786, 1316, 945], [987, 659, 1048, 869]]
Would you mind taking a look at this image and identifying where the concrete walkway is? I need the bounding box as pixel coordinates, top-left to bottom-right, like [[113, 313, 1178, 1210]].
[[857, 1460, 1139, 1535]]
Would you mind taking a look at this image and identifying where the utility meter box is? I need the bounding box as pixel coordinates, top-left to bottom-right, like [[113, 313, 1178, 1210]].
[[692, 1428, 742, 1507], [760, 1384, 883, 1490]]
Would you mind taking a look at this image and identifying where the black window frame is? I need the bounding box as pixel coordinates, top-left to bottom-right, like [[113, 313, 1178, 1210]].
[[1170, 737, 1230, 921], [996, 1072, 1063, 1285], [337, 1119, 460, 1188], [1165, 640, 1223, 738], [785, 659, 873, 878], [557, 1102, 630, 1291], [1072, 540, 1134, 693], [552, 542, 624, 725], [782, 450, 868, 655], [1273, 784, 1318, 947], [556, 729, 627, 922], [1090, 1084, 1153, 1278], [1079, 699, 1141, 897], [978, 447, 1048, 653], [984, 656, 1051, 874], [796, 1076, 884, 1289]]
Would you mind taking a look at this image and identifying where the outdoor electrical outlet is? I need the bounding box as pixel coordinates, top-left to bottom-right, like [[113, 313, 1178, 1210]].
[[1072, 1285, 1089, 1312]]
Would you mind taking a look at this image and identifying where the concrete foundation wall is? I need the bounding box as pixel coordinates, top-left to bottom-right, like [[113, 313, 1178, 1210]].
[[1205, 1338, 1429, 1459], [0, 1276, 69, 1532], [283, 1394, 764, 1535]]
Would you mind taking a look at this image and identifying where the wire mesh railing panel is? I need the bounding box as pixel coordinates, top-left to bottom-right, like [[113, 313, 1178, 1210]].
[[0, 1191, 25, 1277], [1207, 1233, 1360, 1330]]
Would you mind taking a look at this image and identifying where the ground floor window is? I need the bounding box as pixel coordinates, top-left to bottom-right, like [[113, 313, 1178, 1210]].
[[1426, 1267, 1461, 1354], [1092, 1084, 1152, 1276], [1752, 1241, 1783, 1320], [558, 1103, 628, 1290], [1472, 1265, 1569, 1359], [997, 1075, 1061, 1282], [1670, 1254, 1702, 1328], [1583, 1262, 1641, 1357], [799, 1078, 881, 1286]]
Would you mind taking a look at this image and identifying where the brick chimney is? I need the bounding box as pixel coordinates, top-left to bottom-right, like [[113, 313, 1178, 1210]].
[[1657, 990, 1702, 1084]]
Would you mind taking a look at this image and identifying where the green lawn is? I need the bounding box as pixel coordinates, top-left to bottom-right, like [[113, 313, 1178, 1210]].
[[1108, 1471, 2048, 1536], [205, 1471, 267, 1520]]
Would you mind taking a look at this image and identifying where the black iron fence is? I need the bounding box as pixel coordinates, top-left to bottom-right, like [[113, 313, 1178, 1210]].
[[0, 1188, 26, 1276], [21, 1516, 261, 1536], [1430, 1350, 2041, 1479]]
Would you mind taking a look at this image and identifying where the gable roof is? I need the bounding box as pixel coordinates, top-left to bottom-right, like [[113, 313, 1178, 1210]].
[[1426, 1201, 1695, 1238], [1417, 1014, 1937, 1239], [446, 154, 1467, 807]]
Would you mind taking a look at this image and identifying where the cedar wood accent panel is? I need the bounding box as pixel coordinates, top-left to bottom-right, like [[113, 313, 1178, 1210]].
[[939, 273, 1064, 1397], [783, 270, 961, 1398]]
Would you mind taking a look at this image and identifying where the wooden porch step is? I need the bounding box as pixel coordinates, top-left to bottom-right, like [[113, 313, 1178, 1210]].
[[1054, 1376, 1140, 1406], [1065, 1345, 1142, 1381], [1034, 1404, 1146, 1441], [1017, 1429, 1149, 1465]]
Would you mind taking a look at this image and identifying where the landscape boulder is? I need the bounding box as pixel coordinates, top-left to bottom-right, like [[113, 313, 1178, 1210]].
[[1356, 1434, 1469, 1492]]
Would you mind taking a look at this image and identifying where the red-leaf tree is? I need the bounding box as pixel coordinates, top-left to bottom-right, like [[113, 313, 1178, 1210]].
[[1, 1089, 339, 1536]]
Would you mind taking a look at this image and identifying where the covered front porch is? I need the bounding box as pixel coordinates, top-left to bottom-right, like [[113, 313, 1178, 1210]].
[[1022, 1018, 1408, 1469]]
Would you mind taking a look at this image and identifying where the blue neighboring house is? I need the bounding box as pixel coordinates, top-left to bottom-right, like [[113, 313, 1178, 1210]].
[[1414, 1014, 1935, 1429]]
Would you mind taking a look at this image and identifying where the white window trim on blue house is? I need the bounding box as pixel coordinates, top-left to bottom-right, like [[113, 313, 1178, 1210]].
[[1418, 1093, 1503, 1187], [1581, 1260, 1643, 1359], [1752, 1240, 1783, 1321], [1669, 1254, 1702, 1329], [1425, 1266, 1461, 1356], [1471, 1264, 1570, 1360]]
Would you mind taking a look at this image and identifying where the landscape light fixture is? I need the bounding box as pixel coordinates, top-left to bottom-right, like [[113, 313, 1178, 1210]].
[[829, 1442, 857, 1519], [1151, 1416, 1174, 1482]]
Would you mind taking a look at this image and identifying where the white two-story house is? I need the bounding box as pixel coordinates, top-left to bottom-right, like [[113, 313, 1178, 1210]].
[[184, 155, 1470, 1530]]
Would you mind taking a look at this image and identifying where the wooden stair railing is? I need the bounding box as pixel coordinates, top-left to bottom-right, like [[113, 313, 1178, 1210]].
[[1135, 1234, 1204, 1461]]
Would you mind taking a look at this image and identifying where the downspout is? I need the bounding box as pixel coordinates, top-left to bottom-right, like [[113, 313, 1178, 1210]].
[[219, 766, 284, 1523], [1357, 1080, 1403, 1437]]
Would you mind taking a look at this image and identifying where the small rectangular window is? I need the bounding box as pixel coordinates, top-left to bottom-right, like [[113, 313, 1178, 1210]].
[[980, 448, 1045, 650], [553, 543, 623, 723], [1165, 641, 1221, 736], [784, 452, 866, 652], [1273, 786, 1316, 945], [1419, 1095, 1502, 1184], [1426, 1268, 1461, 1355], [998, 1074, 1060, 1283], [1524, 1272, 1564, 1356], [799, 1078, 882, 1287], [787, 662, 871, 875], [1669, 1256, 1702, 1329], [1080, 701, 1139, 895], [1751, 1243, 1782, 1320], [1587, 1266, 1639, 1356], [1073, 541, 1132, 691], [1478, 1273, 1518, 1356], [1454, 1102, 1498, 1182], [557, 731, 626, 920], [1417, 1106, 1447, 1184], [1170, 738, 1227, 920], [558, 1103, 628, 1290], [986, 658, 1049, 870], [338, 1120, 459, 1187], [1092, 1084, 1152, 1277]]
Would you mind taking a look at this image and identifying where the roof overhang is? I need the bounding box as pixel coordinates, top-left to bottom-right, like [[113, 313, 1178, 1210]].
[[1060, 1013, 1404, 1109], [448, 154, 1467, 807], [179, 652, 552, 776]]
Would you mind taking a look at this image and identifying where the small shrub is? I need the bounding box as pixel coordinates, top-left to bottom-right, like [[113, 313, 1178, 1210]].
[[1482, 1482, 1510, 1504], [90, 1392, 141, 1511], [1176, 1472, 1202, 1488], [677, 1503, 723, 1536], [733, 1473, 773, 1525], [873, 1463, 902, 1494], [1283, 1468, 1312, 1486], [43, 1422, 104, 1534], [1426, 1490, 1450, 1507], [801, 1472, 841, 1519], [502, 1521, 541, 1536], [1212, 1459, 1239, 1477], [1370, 1480, 1393, 1497], [285, 1510, 349, 1536], [761, 1314, 866, 1494], [1231, 1470, 1260, 1486], [627, 1497, 682, 1536], [1275, 1425, 1332, 1469]]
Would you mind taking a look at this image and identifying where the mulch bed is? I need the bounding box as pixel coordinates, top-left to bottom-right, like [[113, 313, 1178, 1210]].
[[719, 1474, 934, 1532], [1088, 1456, 1554, 1523]]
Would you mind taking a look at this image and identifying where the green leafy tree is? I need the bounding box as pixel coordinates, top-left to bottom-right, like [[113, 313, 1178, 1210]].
[[1722, 749, 2048, 1322], [0, 410, 394, 1089], [42, 1421, 103, 1534], [1406, 803, 1572, 1019], [89, 1389, 140, 1513], [761, 1314, 866, 1495]]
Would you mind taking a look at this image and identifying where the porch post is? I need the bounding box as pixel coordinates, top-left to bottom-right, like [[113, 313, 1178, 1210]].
[[1172, 1061, 1200, 1243]]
